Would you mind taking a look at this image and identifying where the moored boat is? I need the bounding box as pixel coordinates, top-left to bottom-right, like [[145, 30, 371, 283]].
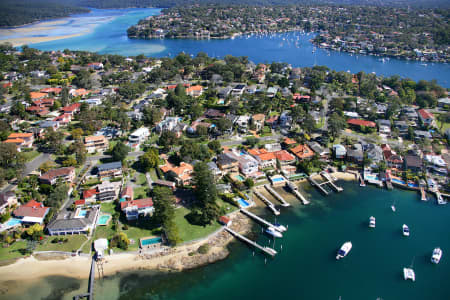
[[431, 247, 442, 264], [336, 241, 352, 260], [369, 216, 376, 228], [265, 226, 283, 238], [391, 205, 396, 212], [274, 222, 287, 232], [403, 267, 415, 281], [402, 224, 410, 236]]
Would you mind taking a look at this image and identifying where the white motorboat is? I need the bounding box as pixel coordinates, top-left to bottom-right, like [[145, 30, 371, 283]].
[[336, 241, 352, 260], [391, 205, 396, 212], [402, 224, 410, 236], [369, 216, 376, 228], [431, 247, 442, 264], [265, 227, 283, 238], [274, 222, 287, 232], [403, 268, 415, 281]]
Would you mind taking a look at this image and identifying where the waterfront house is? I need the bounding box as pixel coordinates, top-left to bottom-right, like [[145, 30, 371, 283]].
[[160, 162, 194, 186], [0, 191, 18, 214], [273, 150, 296, 166], [290, 144, 314, 161], [13, 200, 50, 226], [307, 141, 330, 158], [364, 143, 384, 165], [333, 144, 347, 159], [97, 161, 122, 180], [346, 144, 364, 163], [417, 109, 435, 127], [207, 161, 223, 179], [96, 181, 121, 202], [248, 149, 277, 169], [121, 198, 154, 220], [40, 167, 75, 185], [84, 135, 109, 154], [47, 206, 99, 236], [404, 155, 422, 172], [217, 153, 239, 174], [382, 144, 403, 169]]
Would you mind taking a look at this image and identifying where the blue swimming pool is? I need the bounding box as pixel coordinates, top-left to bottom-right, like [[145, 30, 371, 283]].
[[408, 183, 419, 188], [235, 175, 245, 182], [272, 177, 284, 183], [6, 218, 22, 227], [97, 215, 111, 225], [78, 209, 88, 217], [238, 198, 250, 208], [141, 237, 162, 246]]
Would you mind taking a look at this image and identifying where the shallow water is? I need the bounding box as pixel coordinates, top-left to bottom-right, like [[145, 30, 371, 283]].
[[5, 181, 450, 300]]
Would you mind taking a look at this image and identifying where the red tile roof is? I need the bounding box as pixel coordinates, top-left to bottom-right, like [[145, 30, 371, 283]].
[[346, 119, 376, 128], [40, 167, 75, 182], [23, 199, 44, 208], [14, 206, 49, 218], [290, 144, 315, 159], [75, 199, 85, 206], [83, 188, 98, 199], [120, 198, 153, 210], [274, 150, 295, 161], [418, 109, 434, 120]]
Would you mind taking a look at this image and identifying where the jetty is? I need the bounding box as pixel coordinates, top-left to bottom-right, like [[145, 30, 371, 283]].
[[308, 175, 329, 195], [286, 181, 310, 205], [224, 227, 277, 257], [264, 184, 290, 207], [420, 187, 427, 201], [320, 172, 344, 192], [253, 190, 280, 215], [240, 209, 287, 232], [73, 257, 96, 300], [356, 172, 366, 187], [435, 190, 447, 205]]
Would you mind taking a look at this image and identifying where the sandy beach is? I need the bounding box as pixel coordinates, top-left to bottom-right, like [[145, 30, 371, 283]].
[[0, 33, 88, 47]]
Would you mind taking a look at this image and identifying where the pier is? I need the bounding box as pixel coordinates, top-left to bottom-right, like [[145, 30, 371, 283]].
[[253, 190, 280, 215], [240, 209, 286, 232], [420, 187, 427, 201], [385, 180, 393, 190], [320, 172, 343, 192], [73, 257, 96, 300], [308, 175, 329, 195], [435, 190, 447, 205], [286, 181, 310, 205], [264, 184, 290, 207], [224, 227, 277, 257], [357, 172, 366, 187]]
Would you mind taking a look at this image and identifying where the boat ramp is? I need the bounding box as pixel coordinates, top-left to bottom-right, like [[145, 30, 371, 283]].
[[224, 227, 277, 257], [253, 190, 280, 215], [264, 184, 290, 207], [240, 209, 287, 232]]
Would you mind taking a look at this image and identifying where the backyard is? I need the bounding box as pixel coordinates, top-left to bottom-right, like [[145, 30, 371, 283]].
[[0, 240, 28, 261], [174, 207, 222, 242], [35, 235, 87, 252]]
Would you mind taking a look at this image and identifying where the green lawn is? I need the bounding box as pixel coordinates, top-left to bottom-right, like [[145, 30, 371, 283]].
[[121, 224, 159, 251], [22, 150, 40, 162], [149, 168, 159, 181], [0, 241, 28, 261], [137, 172, 147, 185], [35, 235, 87, 252], [101, 202, 117, 215], [436, 119, 450, 133], [133, 186, 150, 199], [173, 207, 222, 242]]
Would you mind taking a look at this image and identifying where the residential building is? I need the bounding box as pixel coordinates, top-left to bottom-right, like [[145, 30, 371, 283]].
[[252, 114, 265, 131], [307, 141, 330, 158], [231, 84, 246, 97], [97, 161, 122, 180], [186, 85, 203, 97], [404, 155, 422, 172], [40, 167, 75, 185], [0, 191, 18, 214], [333, 144, 347, 159], [6, 132, 34, 147], [96, 181, 121, 202], [364, 143, 383, 165], [417, 109, 435, 127], [153, 179, 176, 190], [160, 162, 194, 186], [61, 103, 81, 115], [128, 127, 150, 148], [234, 115, 250, 133], [394, 121, 409, 135], [13, 200, 50, 225], [264, 143, 281, 152], [381, 144, 403, 169], [217, 153, 239, 174], [377, 119, 391, 135], [346, 118, 376, 129], [273, 150, 296, 165], [121, 198, 154, 220], [47, 207, 99, 235], [120, 186, 134, 201], [234, 152, 259, 176], [346, 144, 364, 163], [207, 161, 223, 179], [84, 135, 109, 154], [290, 144, 315, 161]]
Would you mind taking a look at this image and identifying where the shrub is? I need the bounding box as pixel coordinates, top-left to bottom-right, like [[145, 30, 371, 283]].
[[197, 244, 210, 254]]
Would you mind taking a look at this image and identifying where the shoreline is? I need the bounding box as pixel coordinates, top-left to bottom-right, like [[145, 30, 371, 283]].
[[0, 32, 89, 47], [0, 210, 252, 285]]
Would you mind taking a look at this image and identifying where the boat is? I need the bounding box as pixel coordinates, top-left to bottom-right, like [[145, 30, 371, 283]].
[[431, 247, 442, 264], [402, 224, 410, 236], [369, 216, 376, 228], [403, 268, 415, 281], [274, 222, 287, 232], [265, 227, 283, 238], [336, 241, 352, 260], [391, 205, 396, 212]]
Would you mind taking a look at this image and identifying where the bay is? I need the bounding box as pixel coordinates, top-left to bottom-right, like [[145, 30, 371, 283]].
[[5, 8, 448, 87], [5, 181, 450, 300]]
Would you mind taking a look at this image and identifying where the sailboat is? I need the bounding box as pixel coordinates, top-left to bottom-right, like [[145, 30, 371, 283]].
[[403, 256, 416, 282]]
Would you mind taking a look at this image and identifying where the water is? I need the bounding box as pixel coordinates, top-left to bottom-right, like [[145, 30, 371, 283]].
[[2, 8, 448, 87], [5, 181, 450, 300]]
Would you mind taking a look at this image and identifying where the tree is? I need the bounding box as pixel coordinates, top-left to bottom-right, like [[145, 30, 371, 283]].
[[302, 114, 316, 133], [158, 131, 178, 152], [61, 86, 69, 107], [46, 184, 69, 209], [25, 223, 44, 241], [111, 232, 130, 250], [44, 128, 65, 153], [139, 148, 159, 172], [71, 128, 84, 140], [207, 140, 222, 154], [62, 156, 77, 167], [328, 113, 346, 138], [152, 186, 181, 245], [111, 142, 129, 162], [191, 162, 220, 225]]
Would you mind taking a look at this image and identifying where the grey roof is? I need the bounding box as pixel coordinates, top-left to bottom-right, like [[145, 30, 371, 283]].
[[39, 121, 58, 128], [405, 155, 422, 168], [97, 161, 122, 172], [218, 153, 238, 165], [47, 207, 98, 231]]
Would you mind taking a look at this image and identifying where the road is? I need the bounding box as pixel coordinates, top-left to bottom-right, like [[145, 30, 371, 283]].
[[219, 133, 282, 147]]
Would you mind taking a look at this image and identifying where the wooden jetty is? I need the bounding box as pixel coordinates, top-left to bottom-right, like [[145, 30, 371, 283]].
[[240, 209, 287, 232], [385, 180, 393, 190], [308, 175, 329, 195], [264, 184, 290, 207], [357, 172, 366, 187], [224, 227, 277, 257], [420, 187, 427, 201], [73, 257, 96, 300], [253, 190, 280, 215], [286, 181, 310, 205], [320, 172, 344, 192]]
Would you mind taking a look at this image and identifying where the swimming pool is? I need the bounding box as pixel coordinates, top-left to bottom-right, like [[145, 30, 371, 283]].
[[235, 175, 245, 182], [97, 215, 111, 225], [408, 183, 419, 188], [365, 174, 379, 181], [76, 209, 88, 218], [237, 198, 250, 208], [141, 237, 162, 246], [272, 177, 285, 183], [5, 218, 22, 227]]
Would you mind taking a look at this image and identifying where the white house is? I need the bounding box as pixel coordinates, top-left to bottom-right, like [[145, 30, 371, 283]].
[[128, 127, 150, 148]]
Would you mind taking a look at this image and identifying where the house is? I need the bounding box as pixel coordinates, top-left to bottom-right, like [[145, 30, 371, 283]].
[[264, 143, 281, 152], [186, 85, 203, 97], [84, 135, 109, 153], [253, 151, 277, 169], [219, 216, 232, 227], [415, 130, 432, 140], [30, 92, 47, 100], [156, 117, 186, 136], [0, 191, 18, 214], [204, 108, 225, 119], [346, 144, 364, 163], [13, 200, 50, 225], [307, 141, 330, 158], [87, 62, 104, 70], [417, 109, 435, 127], [39, 120, 59, 131], [47, 207, 99, 235], [96, 181, 121, 201], [4, 132, 34, 151], [82, 188, 98, 203], [80, 98, 102, 107], [273, 150, 296, 165], [121, 198, 154, 220], [266, 87, 278, 97], [97, 162, 122, 180], [404, 155, 422, 172], [382, 144, 403, 169], [207, 161, 222, 179], [40, 167, 75, 185], [120, 186, 133, 201], [153, 179, 176, 190], [394, 121, 409, 135], [53, 113, 72, 126], [61, 103, 81, 116], [252, 114, 265, 132], [40, 87, 62, 94], [377, 119, 391, 135], [217, 153, 239, 174], [346, 119, 376, 129], [234, 152, 259, 176], [333, 144, 347, 159], [33, 98, 54, 107], [234, 115, 251, 133], [160, 162, 194, 186], [364, 143, 383, 165], [128, 127, 150, 148], [290, 144, 314, 161], [218, 86, 232, 99], [231, 84, 246, 97]]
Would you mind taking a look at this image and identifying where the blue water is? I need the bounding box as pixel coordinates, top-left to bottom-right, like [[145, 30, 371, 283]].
[[237, 198, 250, 208], [9, 8, 447, 87], [5, 218, 22, 227], [272, 177, 284, 183], [235, 175, 245, 182], [97, 215, 111, 225], [392, 178, 406, 185], [141, 237, 162, 246], [78, 209, 87, 217]]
